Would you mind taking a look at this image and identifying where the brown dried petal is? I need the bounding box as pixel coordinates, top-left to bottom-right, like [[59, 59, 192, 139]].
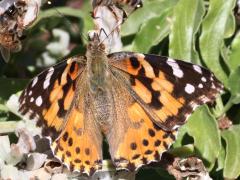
[[44, 159, 64, 174], [26, 153, 47, 171]]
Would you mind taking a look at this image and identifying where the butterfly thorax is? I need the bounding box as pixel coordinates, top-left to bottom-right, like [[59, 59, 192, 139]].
[[86, 34, 113, 125], [86, 35, 110, 92]]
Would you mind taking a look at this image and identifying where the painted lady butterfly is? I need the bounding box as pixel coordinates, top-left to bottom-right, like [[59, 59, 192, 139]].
[[18, 31, 223, 176]]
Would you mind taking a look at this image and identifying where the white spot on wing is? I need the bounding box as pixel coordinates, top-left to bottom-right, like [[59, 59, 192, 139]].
[[35, 96, 43, 107], [201, 77, 207, 82], [193, 65, 202, 74], [31, 77, 38, 87], [210, 75, 214, 81], [167, 58, 184, 78], [30, 97, 34, 102], [29, 91, 32, 96], [211, 83, 216, 89], [185, 83, 195, 94], [198, 83, 203, 88], [43, 67, 54, 89]]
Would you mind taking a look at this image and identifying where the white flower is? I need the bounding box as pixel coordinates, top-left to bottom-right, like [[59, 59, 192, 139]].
[[46, 28, 70, 56], [37, 28, 70, 67]]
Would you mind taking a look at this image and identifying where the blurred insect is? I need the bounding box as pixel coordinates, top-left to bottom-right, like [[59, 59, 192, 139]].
[[91, 0, 142, 53], [0, 0, 41, 62], [92, 0, 142, 13]]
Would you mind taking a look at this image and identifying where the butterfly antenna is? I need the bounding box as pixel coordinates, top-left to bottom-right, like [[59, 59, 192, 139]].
[[98, 21, 122, 46], [46, 0, 88, 42], [98, 3, 141, 46]]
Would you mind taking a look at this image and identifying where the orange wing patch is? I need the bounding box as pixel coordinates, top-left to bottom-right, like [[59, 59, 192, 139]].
[[112, 102, 177, 170], [52, 97, 103, 176]]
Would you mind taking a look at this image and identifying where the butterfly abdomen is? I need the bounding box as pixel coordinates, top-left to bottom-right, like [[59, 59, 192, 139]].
[[91, 90, 112, 126]]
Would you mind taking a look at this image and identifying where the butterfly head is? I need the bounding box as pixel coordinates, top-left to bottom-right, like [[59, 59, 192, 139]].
[[87, 30, 106, 53]]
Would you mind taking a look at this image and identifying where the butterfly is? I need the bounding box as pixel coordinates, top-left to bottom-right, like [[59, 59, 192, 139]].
[[18, 31, 223, 176], [0, 0, 40, 62]]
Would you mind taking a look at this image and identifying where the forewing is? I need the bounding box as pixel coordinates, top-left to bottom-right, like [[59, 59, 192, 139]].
[[104, 75, 177, 171], [109, 52, 223, 130], [18, 56, 85, 140]]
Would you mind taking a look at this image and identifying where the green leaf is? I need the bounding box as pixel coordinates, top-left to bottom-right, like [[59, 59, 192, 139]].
[[228, 67, 240, 104], [222, 125, 240, 179], [121, 0, 178, 36], [131, 11, 172, 53], [199, 0, 236, 86], [169, 0, 204, 63], [224, 13, 236, 38], [185, 106, 221, 170], [220, 43, 231, 69], [229, 32, 240, 71], [216, 143, 226, 171], [172, 124, 188, 148], [169, 144, 195, 157], [0, 78, 28, 104]]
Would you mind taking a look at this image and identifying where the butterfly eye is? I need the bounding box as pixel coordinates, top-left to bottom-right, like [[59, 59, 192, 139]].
[[99, 43, 105, 51], [88, 43, 93, 49]]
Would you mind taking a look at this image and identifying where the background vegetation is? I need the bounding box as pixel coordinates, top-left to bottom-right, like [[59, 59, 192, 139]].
[[0, 0, 240, 179]]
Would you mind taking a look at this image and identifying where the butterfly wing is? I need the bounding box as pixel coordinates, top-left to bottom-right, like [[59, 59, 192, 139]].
[[108, 52, 223, 130], [18, 56, 103, 175], [51, 92, 103, 176], [104, 73, 177, 171], [19, 56, 84, 140]]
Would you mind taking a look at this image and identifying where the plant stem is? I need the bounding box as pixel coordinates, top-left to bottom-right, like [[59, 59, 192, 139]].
[[217, 97, 234, 118], [0, 121, 18, 134]]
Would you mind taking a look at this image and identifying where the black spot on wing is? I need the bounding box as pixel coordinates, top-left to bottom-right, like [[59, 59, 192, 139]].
[[63, 132, 69, 142], [70, 61, 76, 73], [130, 56, 140, 69], [142, 139, 149, 146], [130, 142, 137, 150], [75, 147, 80, 154], [154, 140, 161, 147], [68, 137, 73, 146], [148, 128, 155, 137], [74, 158, 81, 163]]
